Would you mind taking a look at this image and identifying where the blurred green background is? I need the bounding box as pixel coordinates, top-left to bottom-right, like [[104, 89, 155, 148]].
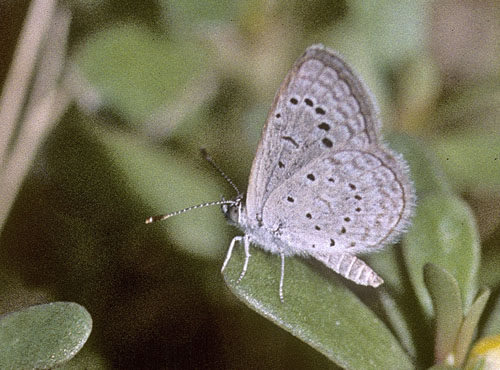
[[0, 0, 499, 369]]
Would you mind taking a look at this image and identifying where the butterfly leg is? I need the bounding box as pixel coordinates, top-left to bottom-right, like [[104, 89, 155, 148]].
[[237, 235, 251, 283], [279, 251, 285, 303], [313, 251, 384, 287], [221, 235, 243, 273]]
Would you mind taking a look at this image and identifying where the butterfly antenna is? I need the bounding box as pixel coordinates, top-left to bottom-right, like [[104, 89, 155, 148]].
[[200, 148, 241, 197], [145, 149, 242, 224], [145, 199, 238, 224]]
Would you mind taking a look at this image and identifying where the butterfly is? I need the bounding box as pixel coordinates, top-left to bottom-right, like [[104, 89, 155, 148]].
[[148, 44, 415, 302]]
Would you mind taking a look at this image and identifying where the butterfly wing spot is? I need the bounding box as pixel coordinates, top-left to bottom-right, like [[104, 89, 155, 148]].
[[290, 97, 298, 105], [340, 227, 347, 234], [287, 196, 295, 203], [306, 173, 315, 181], [330, 239, 336, 247], [275, 113, 281, 118], [355, 207, 361, 212], [354, 195, 362, 200], [328, 177, 335, 183], [282, 136, 299, 148], [315, 225, 321, 231], [344, 217, 351, 222], [304, 98, 314, 107], [315, 107, 326, 115], [278, 161, 285, 168], [306, 213, 312, 219], [318, 122, 330, 131], [322, 138, 333, 148], [348, 183, 356, 190]]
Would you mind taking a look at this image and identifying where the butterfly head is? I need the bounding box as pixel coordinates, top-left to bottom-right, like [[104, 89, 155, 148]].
[[221, 195, 244, 226]]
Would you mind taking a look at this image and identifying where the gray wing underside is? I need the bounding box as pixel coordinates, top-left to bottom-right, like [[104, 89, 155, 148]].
[[260, 148, 414, 257], [245, 44, 382, 223]]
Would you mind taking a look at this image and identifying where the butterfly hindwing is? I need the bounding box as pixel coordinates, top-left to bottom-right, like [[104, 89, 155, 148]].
[[261, 148, 413, 257]]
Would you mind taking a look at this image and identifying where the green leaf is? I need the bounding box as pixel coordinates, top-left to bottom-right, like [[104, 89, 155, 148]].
[[430, 80, 500, 138], [403, 194, 481, 317], [431, 133, 500, 193], [223, 247, 414, 370], [424, 263, 463, 364], [0, 302, 92, 369], [161, 0, 239, 30], [454, 289, 491, 366], [378, 290, 417, 358], [76, 24, 214, 126], [55, 345, 109, 369], [480, 293, 500, 338], [90, 124, 229, 259]]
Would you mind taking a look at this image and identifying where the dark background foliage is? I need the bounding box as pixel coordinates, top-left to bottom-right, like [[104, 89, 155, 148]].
[[0, 1, 499, 369]]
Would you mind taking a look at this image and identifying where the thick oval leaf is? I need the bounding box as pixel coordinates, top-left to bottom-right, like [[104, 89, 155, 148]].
[[75, 24, 214, 127], [431, 133, 500, 193], [223, 247, 414, 370], [90, 124, 229, 259], [455, 289, 491, 366], [0, 302, 92, 369], [424, 263, 463, 364], [403, 194, 480, 317]]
